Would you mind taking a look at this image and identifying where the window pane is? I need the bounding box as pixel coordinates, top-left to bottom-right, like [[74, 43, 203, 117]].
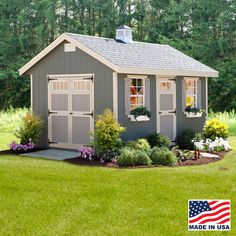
[[137, 79, 143, 86], [160, 82, 172, 92], [130, 86, 137, 95], [131, 79, 136, 86]]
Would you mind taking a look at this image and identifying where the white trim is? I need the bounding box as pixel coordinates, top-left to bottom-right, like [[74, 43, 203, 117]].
[[205, 77, 208, 119], [113, 72, 118, 121], [30, 74, 33, 111], [48, 73, 94, 78], [64, 43, 76, 52], [127, 74, 148, 79], [19, 33, 219, 78], [185, 77, 198, 108]]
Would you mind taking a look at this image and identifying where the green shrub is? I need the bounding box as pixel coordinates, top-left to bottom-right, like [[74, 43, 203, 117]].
[[203, 119, 229, 140], [130, 106, 151, 118], [176, 129, 195, 150], [117, 147, 152, 167], [93, 109, 125, 155], [150, 147, 177, 166], [146, 133, 170, 148], [15, 112, 44, 144], [127, 138, 150, 151]]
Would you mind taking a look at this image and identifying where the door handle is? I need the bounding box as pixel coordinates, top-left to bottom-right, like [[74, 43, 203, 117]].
[[83, 111, 94, 117], [69, 112, 73, 115]]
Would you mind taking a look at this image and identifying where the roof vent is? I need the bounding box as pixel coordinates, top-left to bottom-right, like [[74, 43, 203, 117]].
[[115, 25, 133, 43]]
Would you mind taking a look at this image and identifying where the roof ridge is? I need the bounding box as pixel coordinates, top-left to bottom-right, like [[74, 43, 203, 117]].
[[66, 32, 166, 46]]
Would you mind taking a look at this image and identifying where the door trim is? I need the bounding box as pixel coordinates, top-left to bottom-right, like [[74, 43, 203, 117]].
[[48, 74, 94, 149], [156, 76, 176, 141]]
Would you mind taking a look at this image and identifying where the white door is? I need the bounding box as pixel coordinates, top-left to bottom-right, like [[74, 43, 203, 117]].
[[157, 78, 176, 141], [48, 74, 94, 149]]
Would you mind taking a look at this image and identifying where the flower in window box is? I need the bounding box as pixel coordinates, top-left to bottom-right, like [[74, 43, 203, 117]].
[[130, 106, 151, 119]]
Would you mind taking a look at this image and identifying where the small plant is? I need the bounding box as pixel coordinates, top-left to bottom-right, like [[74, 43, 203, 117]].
[[146, 133, 170, 148], [193, 137, 231, 152], [130, 106, 151, 118], [93, 109, 125, 156], [127, 138, 150, 151], [185, 106, 203, 114], [172, 146, 193, 162], [15, 112, 44, 145], [117, 147, 152, 167], [9, 140, 35, 152], [176, 129, 195, 150], [203, 119, 229, 140], [150, 147, 177, 166], [79, 146, 94, 161]]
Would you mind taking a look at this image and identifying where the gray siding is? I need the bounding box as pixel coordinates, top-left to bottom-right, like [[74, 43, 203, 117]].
[[118, 74, 157, 141], [176, 77, 207, 137], [28, 41, 113, 148]]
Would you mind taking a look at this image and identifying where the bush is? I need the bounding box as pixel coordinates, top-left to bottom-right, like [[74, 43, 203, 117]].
[[93, 109, 125, 155], [146, 133, 170, 148], [15, 112, 44, 144], [203, 119, 229, 140], [117, 147, 152, 167], [127, 138, 150, 151], [130, 106, 151, 118], [176, 129, 195, 150], [150, 147, 177, 166]]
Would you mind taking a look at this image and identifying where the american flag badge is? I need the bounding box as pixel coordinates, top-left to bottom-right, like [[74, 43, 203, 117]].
[[188, 200, 231, 231]]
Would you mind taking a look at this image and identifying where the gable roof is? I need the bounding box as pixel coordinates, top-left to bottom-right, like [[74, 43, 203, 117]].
[[19, 33, 218, 77]]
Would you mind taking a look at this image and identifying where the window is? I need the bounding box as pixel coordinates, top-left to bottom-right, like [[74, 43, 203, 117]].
[[52, 81, 68, 91], [185, 78, 197, 108], [130, 78, 145, 110], [64, 43, 76, 52]]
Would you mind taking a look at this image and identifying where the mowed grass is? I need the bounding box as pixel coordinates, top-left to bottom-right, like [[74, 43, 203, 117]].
[[0, 137, 235, 236]]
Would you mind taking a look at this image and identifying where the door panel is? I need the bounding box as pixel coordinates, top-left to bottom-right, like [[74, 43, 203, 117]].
[[157, 78, 176, 141], [48, 75, 94, 149]]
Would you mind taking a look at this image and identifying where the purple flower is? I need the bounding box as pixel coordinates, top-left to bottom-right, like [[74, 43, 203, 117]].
[[78, 146, 94, 161], [9, 139, 35, 152]]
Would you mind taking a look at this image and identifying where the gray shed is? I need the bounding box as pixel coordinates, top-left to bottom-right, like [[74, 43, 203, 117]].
[[19, 25, 218, 149]]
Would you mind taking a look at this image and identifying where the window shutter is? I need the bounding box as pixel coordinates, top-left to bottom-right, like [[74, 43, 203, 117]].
[[145, 78, 151, 111], [197, 79, 202, 108], [125, 77, 131, 115], [182, 79, 186, 111]]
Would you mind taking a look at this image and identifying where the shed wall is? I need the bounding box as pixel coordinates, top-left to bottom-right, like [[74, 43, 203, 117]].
[[28, 41, 113, 148]]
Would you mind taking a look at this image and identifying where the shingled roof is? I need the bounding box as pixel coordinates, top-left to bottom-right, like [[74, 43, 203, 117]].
[[19, 33, 218, 77]]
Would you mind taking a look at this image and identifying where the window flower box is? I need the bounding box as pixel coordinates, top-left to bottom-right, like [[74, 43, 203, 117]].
[[184, 112, 202, 118], [129, 115, 150, 122]]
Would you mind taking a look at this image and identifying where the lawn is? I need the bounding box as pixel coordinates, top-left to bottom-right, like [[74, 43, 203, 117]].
[[0, 137, 235, 235]]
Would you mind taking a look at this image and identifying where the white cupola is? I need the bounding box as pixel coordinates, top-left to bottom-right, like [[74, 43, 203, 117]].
[[115, 25, 133, 43]]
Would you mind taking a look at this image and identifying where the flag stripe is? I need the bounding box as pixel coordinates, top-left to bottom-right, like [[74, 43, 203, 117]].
[[216, 218, 230, 225], [211, 202, 230, 211], [208, 200, 218, 205], [198, 212, 230, 224], [189, 207, 230, 223]]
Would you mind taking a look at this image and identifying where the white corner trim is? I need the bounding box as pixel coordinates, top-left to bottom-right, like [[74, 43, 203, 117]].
[[205, 77, 208, 118], [113, 72, 118, 121], [30, 74, 33, 112]]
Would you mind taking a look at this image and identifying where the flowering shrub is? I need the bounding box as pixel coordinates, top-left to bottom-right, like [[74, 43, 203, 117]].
[[79, 146, 94, 161], [193, 137, 231, 152], [203, 119, 228, 140], [10, 140, 35, 152]]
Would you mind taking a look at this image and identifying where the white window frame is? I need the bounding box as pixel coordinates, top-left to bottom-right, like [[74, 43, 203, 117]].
[[185, 77, 199, 108], [129, 77, 145, 111]]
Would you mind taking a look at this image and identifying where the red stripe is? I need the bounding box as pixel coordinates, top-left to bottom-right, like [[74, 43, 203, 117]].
[[189, 207, 230, 223], [208, 201, 218, 205], [198, 212, 230, 224], [211, 202, 230, 211], [217, 218, 230, 224]]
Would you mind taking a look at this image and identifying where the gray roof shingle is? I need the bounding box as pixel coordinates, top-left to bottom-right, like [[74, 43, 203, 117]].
[[67, 33, 218, 76]]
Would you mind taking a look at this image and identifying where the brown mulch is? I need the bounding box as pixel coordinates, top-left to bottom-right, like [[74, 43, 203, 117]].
[[177, 151, 228, 166]]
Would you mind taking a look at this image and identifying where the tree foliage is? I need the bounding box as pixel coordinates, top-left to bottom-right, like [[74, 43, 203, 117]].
[[0, 0, 235, 111]]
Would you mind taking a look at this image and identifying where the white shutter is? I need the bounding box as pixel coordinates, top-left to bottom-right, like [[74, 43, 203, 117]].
[[125, 77, 131, 115], [182, 79, 186, 111], [197, 79, 202, 108], [145, 78, 151, 110]]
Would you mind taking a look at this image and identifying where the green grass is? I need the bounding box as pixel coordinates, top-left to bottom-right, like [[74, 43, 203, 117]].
[[0, 137, 235, 235], [209, 110, 236, 136]]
